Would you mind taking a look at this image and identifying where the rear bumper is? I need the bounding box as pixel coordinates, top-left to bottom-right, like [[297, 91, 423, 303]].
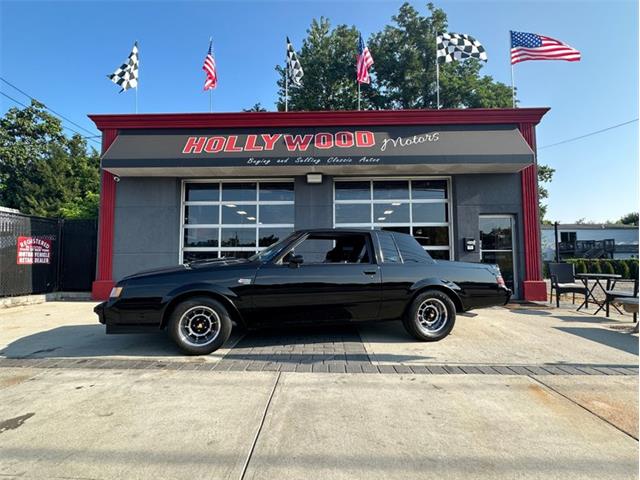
[[461, 287, 511, 312], [503, 288, 513, 305]]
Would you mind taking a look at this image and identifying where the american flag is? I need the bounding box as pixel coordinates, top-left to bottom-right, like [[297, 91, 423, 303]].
[[202, 39, 218, 90], [510, 31, 581, 65], [356, 34, 374, 84]]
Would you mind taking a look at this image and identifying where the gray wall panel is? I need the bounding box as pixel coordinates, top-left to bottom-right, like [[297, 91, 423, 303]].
[[113, 253, 179, 279], [452, 173, 525, 298], [115, 178, 181, 207], [113, 178, 181, 280], [294, 176, 333, 229]]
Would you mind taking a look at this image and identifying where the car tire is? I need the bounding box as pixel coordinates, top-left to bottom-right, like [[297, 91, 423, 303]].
[[168, 297, 232, 355], [402, 290, 456, 342]]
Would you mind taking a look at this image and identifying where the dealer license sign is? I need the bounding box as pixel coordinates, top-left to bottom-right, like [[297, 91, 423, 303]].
[[16, 236, 52, 265]]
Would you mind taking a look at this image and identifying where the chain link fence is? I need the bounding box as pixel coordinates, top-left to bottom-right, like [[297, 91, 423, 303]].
[[0, 211, 97, 297]]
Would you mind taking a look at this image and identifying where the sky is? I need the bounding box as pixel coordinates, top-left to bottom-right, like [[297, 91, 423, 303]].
[[1, 0, 638, 223]]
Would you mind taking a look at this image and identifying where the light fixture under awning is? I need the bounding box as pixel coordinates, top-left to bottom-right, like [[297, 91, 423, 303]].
[[101, 124, 535, 176]]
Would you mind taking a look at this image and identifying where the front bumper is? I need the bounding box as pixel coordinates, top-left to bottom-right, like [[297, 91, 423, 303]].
[[94, 302, 107, 324]]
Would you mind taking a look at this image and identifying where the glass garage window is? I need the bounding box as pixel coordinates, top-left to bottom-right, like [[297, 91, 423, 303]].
[[334, 178, 452, 259], [185, 183, 219, 202], [181, 180, 294, 262]]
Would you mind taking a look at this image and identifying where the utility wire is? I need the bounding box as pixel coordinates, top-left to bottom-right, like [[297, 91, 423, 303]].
[[539, 119, 638, 150], [0, 90, 100, 145], [0, 77, 100, 137]]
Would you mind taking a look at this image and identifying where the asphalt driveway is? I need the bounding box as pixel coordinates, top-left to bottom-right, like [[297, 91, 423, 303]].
[[0, 301, 637, 479]]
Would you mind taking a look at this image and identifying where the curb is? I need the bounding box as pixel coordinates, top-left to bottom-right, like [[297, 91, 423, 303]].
[[0, 292, 93, 309]]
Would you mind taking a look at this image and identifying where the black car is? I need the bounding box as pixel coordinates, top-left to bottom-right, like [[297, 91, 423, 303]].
[[94, 229, 510, 355]]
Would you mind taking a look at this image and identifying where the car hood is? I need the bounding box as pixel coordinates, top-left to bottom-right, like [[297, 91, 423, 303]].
[[120, 257, 251, 282]]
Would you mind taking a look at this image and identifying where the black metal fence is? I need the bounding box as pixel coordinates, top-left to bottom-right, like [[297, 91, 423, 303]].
[[0, 211, 97, 297]]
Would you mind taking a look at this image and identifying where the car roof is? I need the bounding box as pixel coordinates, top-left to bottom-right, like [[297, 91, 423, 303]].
[[296, 228, 378, 235]]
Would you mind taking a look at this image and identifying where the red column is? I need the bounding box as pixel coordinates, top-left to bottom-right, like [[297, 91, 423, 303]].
[[518, 123, 546, 301], [91, 129, 118, 300]]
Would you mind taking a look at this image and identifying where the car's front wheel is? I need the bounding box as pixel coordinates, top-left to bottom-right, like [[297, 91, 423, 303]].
[[168, 297, 232, 355], [402, 290, 456, 342]]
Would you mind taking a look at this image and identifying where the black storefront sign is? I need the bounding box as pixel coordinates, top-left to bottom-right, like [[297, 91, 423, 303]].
[[101, 124, 534, 170]]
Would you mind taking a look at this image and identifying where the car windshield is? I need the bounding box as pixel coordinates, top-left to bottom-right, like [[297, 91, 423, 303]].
[[249, 233, 299, 263]]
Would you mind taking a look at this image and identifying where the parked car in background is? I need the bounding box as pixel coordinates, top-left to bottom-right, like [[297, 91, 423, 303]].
[[95, 229, 511, 355]]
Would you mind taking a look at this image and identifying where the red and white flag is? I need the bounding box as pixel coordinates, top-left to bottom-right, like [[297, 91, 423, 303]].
[[202, 39, 218, 90], [356, 34, 374, 84]]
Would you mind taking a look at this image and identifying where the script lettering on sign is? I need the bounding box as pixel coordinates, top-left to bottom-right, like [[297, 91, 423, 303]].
[[380, 132, 440, 152], [16, 236, 52, 265]]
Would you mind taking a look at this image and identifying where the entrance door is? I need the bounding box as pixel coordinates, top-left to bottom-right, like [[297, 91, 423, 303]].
[[479, 215, 518, 296]]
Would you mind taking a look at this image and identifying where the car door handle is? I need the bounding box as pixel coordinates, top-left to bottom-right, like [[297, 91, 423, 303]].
[[363, 270, 377, 275]]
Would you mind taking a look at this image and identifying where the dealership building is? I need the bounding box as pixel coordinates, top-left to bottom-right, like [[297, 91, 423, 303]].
[[89, 108, 549, 301]]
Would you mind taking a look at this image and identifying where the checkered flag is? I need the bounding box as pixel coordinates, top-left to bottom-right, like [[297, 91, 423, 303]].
[[437, 33, 487, 64], [108, 42, 139, 92], [286, 37, 304, 86]]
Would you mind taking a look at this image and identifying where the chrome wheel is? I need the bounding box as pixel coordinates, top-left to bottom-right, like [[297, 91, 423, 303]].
[[178, 306, 221, 347], [416, 298, 448, 335]]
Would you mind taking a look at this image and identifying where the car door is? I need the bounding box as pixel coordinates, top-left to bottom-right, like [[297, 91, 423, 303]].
[[249, 232, 382, 326]]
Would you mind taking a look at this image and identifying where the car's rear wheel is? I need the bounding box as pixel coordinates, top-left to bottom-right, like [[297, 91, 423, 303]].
[[169, 297, 232, 355], [402, 290, 456, 342]]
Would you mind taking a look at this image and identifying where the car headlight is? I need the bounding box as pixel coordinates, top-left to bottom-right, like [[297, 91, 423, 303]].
[[109, 286, 123, 298]]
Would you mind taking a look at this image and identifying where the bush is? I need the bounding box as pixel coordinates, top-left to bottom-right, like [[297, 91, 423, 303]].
[[601, 260, 615, 275], [628, 260, 639, 279], [617, 261, 631, 279], [542, 262, 550, 279], [576, 260, 587, 274], [588, 260, 602, 274], [612, 260, 626, 277]]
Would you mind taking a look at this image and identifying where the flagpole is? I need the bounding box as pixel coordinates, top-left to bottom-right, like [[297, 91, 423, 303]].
[[285, 37, 290, 112], [435, 33, 440, 109], [357, 82, 361, 111], [209, 37, 213, 112], [509, 31, 515, 108], [135, 40, 139, 113], [511, 63, 515, 108], [436, 61, 440, 110]]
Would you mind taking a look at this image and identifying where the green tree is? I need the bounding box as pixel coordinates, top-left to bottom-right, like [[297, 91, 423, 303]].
[[276, 18, 361, 111], [366, 3, 513, 109], [537, 164, 555, 223], [618, 212, 639, 226], [243, 103, 267, 112], [0, 101, 100, 218], [277, 4, 513, 111], [276, 4, 554, 219]]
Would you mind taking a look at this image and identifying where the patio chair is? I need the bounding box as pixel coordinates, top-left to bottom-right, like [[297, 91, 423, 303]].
[[605, 277, 639, 321], [549, 263, 589, 309]]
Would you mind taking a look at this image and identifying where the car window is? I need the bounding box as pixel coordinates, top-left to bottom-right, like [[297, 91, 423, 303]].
[[392, 232, 432, 263], [249, 232, 298, 262], [283, 234, 372, 264], [377, 232, 401, 263]]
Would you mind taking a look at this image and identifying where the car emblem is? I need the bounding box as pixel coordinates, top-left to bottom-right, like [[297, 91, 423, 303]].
[[238, 278, 252, 285]]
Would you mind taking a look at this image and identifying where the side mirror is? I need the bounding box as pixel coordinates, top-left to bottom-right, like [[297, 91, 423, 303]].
[[289, 254, 304, 268]]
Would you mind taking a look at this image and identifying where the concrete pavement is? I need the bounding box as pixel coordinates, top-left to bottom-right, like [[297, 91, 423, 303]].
[[360, 306, 638, 367], [0, 368, 637, 480], [0, 301, 638, 479]]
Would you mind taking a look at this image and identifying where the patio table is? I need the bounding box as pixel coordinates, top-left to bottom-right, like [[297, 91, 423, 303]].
[[575, 273, 622, 315]]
